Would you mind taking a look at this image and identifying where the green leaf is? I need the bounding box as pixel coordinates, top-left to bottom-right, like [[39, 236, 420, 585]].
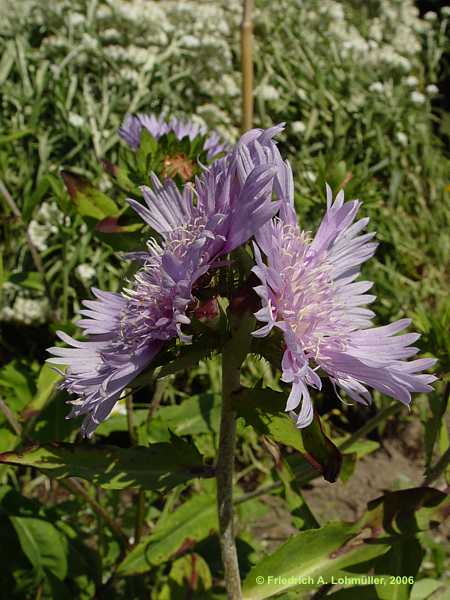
[[366, 487, 449, 534], [10, 517, 68, 580], [0, 361, 35, 408], [7, 271, 44, 292], [61, 171, 119, 220], [374, 538, 424, 600], [424, 390, 449, 474], [325, 587, 378, 600], [117, 493, 217, 575], [242, 521, 389, 599], [300, 413, 342, 483], [159, 553, 213, 599], [234, 388, 305, 452], [151, 393, 221, 437], [242, 487, 449, 599], [0, 427, 18, 452], [0, 129, 34, 145], [410, 579, 446, 600], [156, 339, 218, 378], [337, 438, 380, 484], [23, 363, 62, 417], [235, 389, 342, 482], [28, 392, 81, 443], [96, 409, 148, 437], [136, 129, 158, 175], [97, 395, 220, 442], [337, 439, 380, 459], [0, 439, 210, 492]]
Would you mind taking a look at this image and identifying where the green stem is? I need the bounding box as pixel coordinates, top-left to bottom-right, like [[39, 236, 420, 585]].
[[217, 344, 243, 599], [134, 489, 146, 545], [147, 377, 168, 424]]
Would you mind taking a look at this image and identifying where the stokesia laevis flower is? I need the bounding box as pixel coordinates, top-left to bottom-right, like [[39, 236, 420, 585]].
[[119, 113, 229, 161], [48, 126, 288, 436], [252, 181, 437, 428]]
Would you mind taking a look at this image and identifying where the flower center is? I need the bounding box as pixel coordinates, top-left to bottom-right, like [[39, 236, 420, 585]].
[[165, 216, 209, 258], [162, 153, 195, 181], [277, 225, 343, 360]]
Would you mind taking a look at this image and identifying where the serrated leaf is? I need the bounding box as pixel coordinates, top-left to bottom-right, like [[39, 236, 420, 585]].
[[117, 493, 217, 575], [0, 439, 211, 491]]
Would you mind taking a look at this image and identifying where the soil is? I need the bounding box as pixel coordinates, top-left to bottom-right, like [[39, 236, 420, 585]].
[[250, 419, 450, 551], [302, 421, 427, 524]]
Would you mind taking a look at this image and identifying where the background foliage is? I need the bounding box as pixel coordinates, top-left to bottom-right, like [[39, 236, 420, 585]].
[[0, 1, 449, 598]]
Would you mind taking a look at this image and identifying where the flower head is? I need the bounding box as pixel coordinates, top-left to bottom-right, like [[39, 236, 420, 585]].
[[48, 126, 287, 436], [119, 113, 229, 161], [252, 181, 437, 428]]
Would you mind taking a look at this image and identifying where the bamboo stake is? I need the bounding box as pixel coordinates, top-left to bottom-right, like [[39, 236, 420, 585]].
[[241, 0, 254, 132]]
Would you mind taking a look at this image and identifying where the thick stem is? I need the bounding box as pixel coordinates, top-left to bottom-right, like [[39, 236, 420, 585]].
[[241, 0, 254, 132], [217, 346, 242, 599], [134, 489, 146, 544]]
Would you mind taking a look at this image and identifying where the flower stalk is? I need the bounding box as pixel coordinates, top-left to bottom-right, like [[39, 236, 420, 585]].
[[217, 343, 243, 599], [216, 304, 255, 599]]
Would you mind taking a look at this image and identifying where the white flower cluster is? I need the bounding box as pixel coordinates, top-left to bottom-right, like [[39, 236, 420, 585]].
[[26, 0, 243, 133], [292, 0, 434, 75], [0, 295, 49, 325], [76, 263, 96, 283], [100, 0, 241, 78], [27, 201, 64, 252]]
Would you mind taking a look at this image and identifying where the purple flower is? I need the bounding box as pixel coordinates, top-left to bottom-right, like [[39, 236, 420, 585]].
[[119, 113, 229, 160], [48, 127, 287, 436], [252, 182, 437, 428]]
